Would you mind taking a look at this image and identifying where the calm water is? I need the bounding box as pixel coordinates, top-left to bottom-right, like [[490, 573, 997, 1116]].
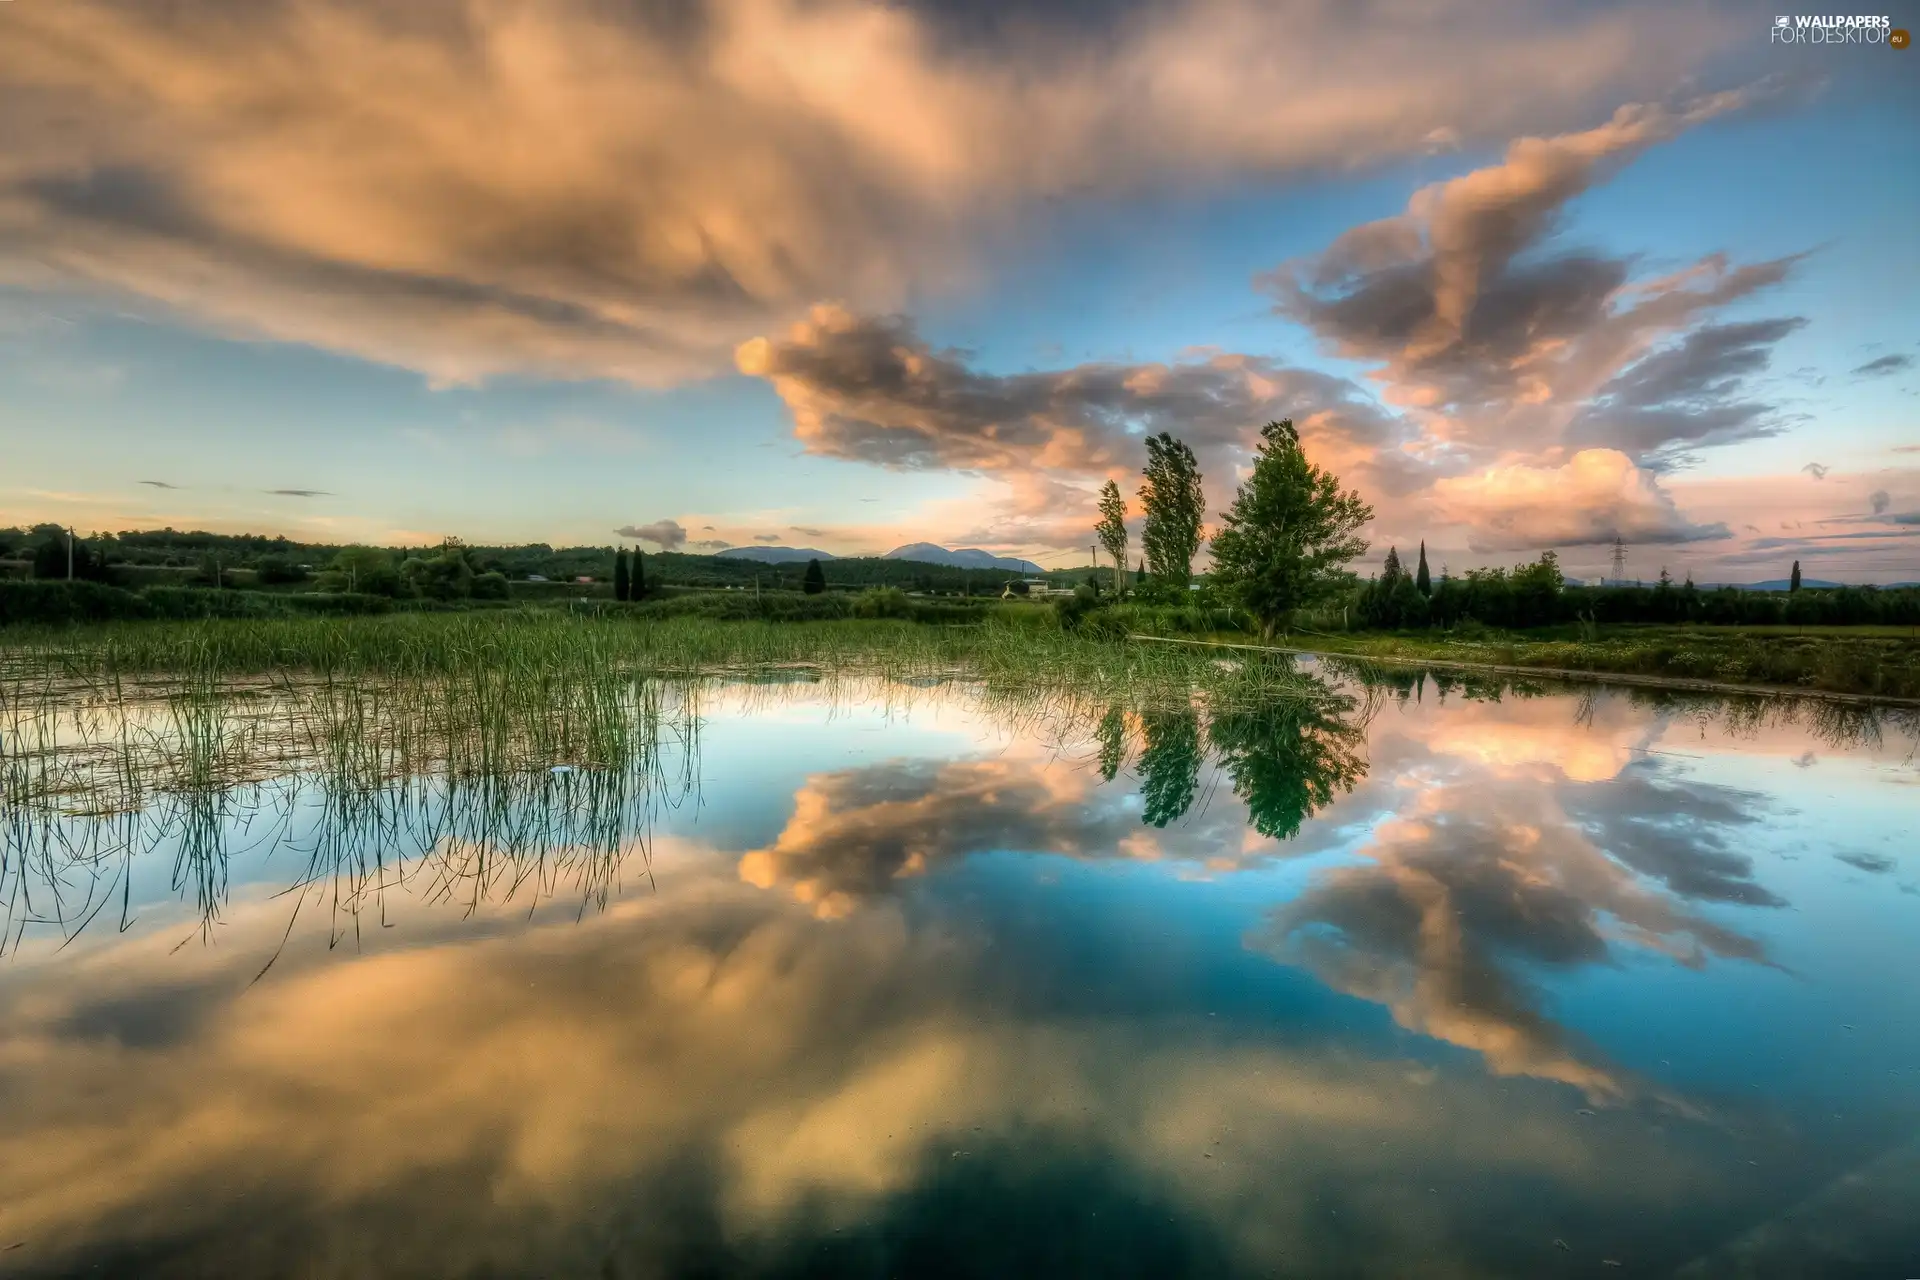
[[3, 666, 1918, 1277]]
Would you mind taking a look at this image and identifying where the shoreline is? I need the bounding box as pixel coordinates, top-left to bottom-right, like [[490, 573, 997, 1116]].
[[1126, 633, 1920, 708]]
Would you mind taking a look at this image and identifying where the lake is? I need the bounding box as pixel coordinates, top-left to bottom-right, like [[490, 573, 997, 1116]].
[[2, 663, 1917, 1277]]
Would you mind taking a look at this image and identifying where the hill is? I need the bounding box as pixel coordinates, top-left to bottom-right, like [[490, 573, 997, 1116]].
[[713, 546, 836, 565], [883, 543, 1044, 574]]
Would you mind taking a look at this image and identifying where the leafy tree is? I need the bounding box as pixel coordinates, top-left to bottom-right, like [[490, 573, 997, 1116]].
[[471, 571, 510, 600], [401, 548, 474, 600], [1208, 691, 1367, 841], [255, 555, 308, 585], [1096, 706, 1128, 782], [1207, 419, 1373, 636], [1138, 706, 1201, 828], [322, 546, 402, 596], [1416, 542, 1431, 596], [192, 554, 228, 589], [614, 549, 631, 602], [1790, 560, 1802, 593], [1095, 480, 1129, 596], [802, 558, 827, 595], [1139, 433, 1204, 588], [32, 533, 110, 583]]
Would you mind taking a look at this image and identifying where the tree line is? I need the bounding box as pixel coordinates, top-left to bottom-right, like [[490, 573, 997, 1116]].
[[1083, 425, 1919, 634], [1351, 551, 1920, 629]]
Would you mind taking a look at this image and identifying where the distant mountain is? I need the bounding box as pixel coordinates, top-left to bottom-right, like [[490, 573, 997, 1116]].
[[883, 543, 1043, 574], [1714, 578, 1845, 592], [713, 546, 837, 565]]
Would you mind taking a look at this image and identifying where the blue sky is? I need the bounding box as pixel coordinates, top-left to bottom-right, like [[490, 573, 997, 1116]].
[[1, 0, 1916, 580]]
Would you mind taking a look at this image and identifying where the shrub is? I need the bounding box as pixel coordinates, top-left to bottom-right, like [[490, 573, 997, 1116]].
[[0, 580, 151, 624], [852, 587, 913, 620], [471, 571, 511, 601]]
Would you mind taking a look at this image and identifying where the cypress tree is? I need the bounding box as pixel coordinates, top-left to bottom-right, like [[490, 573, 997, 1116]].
[[1415, 542, 1431, 596], [613, 549, 630, 602], [1789, 560, 1801, 593], [802, 558, 827, 594], [1381, 546, 1402, 586], [632, 551, 647, 601]]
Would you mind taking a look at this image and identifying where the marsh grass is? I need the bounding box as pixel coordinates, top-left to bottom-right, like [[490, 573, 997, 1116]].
[[0, 612, 1330, 959], [10, 613, 1909, 962]]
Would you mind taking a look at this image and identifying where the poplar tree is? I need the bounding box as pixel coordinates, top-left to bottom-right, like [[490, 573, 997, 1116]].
[[1095, 480, 1129, 596], [1416, 542, 1431, 596], [613, 549, 630, 602], [1790, 561, 1802, 593], [1139, 432, 1204, 588]]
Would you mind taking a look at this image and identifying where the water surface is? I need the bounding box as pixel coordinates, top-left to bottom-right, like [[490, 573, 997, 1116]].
[[3, 667, 1917, 1277]]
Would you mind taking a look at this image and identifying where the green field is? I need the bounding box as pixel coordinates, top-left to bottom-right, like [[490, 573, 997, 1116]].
[[1214, 625, 1920, 701]]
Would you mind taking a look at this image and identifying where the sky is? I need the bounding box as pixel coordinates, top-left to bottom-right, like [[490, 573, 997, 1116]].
[[1, 0, 1916, 581]]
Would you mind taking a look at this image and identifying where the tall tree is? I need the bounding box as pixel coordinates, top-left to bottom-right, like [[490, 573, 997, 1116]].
[[1138, 707, 1202, 828], [1381, 546, 1402, 586], [613, 548, 631, 602], [1094, 480, 1128, 595], [1415, 542, 1431, 596], [1208, 693, 1367, 841], [1208, 420, 1373, 636], [1139, 432, 1205, 588], [802, 558, 827, 594], [1789, 560, 1802, 593], [632, 551, 647, 601]]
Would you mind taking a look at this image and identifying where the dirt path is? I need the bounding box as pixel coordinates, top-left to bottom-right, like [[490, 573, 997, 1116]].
[[1125, 633, 1920, 708]]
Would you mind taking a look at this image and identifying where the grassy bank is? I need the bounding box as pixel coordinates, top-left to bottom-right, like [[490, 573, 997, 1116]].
[[1233, 625, 1920, 701], [0, 611, 1330, 720]]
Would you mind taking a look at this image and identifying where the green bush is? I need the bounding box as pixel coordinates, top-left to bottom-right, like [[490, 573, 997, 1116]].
[[0, 580, 151, 624], [852, 587, 913, 620]]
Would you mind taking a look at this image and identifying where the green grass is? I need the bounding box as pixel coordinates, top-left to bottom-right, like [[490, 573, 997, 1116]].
[[1237, 625, 1920, 700]]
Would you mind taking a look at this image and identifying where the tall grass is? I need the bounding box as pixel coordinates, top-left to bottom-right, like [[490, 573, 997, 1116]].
[[0, 612, 1340, 717]]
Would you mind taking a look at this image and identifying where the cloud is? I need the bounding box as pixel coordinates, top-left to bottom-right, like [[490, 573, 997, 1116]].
[[1570, 317, 1806, 465], [1254, 761, 1773, 1101], [753, 533, 782, 543], [137, 479, 181, 489], [1852, 353, 1913, 378], [0, 866, 1720, 1279], [1428, 450, 1727, 551], [1801, 463, 1829, 480], [0, 0, 1730, 387], [1266, 90, 1805, 470], [1871, 490, 1891, 515], [265, 488, 331, 497], [690, 539, 732, 551], [614, 520, 687, 550], [737, 303, 1413, 546]]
